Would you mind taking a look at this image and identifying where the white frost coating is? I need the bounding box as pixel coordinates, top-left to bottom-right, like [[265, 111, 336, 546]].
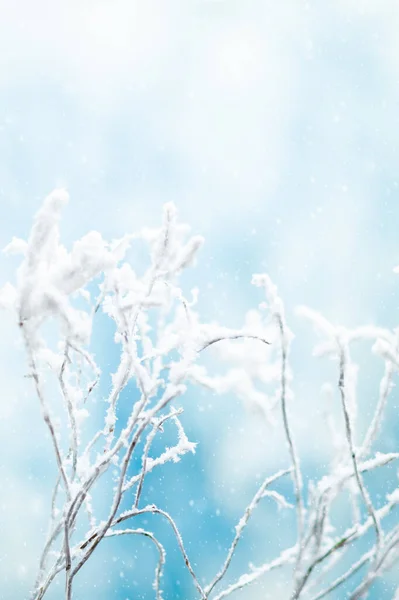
[[55, 231, 115, 296], [262, 489, 294, 510], [146, 417, 197, 470], [372, 338, 399, 369], [3, 236, 28, 256], [3, 190, 399, 600], [252, 273, 284, 317], [295, 305, 337, 338], [172, 235, 204, 272], [23, 188, 69, 274]]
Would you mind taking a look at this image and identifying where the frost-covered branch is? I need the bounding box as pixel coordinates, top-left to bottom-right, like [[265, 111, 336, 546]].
[[3, 189, 399, 599], [253, 274, 305, 585], [205, 467, 292, 597], [338, 342, 383, 565], [104, 528, 165, 600]]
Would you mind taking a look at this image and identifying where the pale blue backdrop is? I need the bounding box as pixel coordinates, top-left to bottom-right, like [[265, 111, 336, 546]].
[[1, 2, 399, 599]]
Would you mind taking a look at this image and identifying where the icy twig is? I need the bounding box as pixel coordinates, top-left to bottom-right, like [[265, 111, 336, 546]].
[[104, 528, 165, 600], [205, 467, 292, 597]]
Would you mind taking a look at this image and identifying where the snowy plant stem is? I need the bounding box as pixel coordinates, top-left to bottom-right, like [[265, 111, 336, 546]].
[[32, 559, 65, 600], [33, 476, 62, 591], [309, 552, 372, 600], [66, 387, 154, 533], [360, 360, 394, 458], [292, 531, 357, 599], [50, 475, 61, 523], [276, 315, 304, 585], [296, 483, 399, 600], [302, 452, 399, 562], [59, 345, 78, 480], [21, 326, 71, 499], [78, 504, 206, 600], [350, 527, 399, 599], [36, 521, 63, 581], [103, 345, 133, 452], [78, 486, 399, 600], [68, 342, 100, 403], [104, 528, 165, 600], [66, 381, 161, 532], [64, 500, 73, 600], [103, 236, 167, 453], [205, 467, 292, 597], [212, 546, 297, 600], [338, 348, 382, 564], [134, 409, 182, 510], [68, 386, 186, 586], [115, 506, 206, 599], [200, 333, 270, 352]]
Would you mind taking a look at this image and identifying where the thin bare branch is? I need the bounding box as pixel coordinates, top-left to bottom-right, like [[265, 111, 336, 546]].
[[104, 528, 165, 600], [212, 546, 297, 600], [205, 467, 292, 597], [275, 314, 305, 589], [338, 345, 382, 565]]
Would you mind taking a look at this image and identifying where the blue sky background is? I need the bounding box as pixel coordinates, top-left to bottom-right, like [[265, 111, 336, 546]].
[[2, 1, 399, 598]]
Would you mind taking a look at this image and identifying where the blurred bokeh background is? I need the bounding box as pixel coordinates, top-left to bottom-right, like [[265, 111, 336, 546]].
[[2, 1, 399, 598]]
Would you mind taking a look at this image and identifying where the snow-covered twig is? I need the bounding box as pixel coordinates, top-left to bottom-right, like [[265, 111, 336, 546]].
[[205, 467, 292, 597], [337, 344, 382, 571], [104, 528, 165, 600]]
